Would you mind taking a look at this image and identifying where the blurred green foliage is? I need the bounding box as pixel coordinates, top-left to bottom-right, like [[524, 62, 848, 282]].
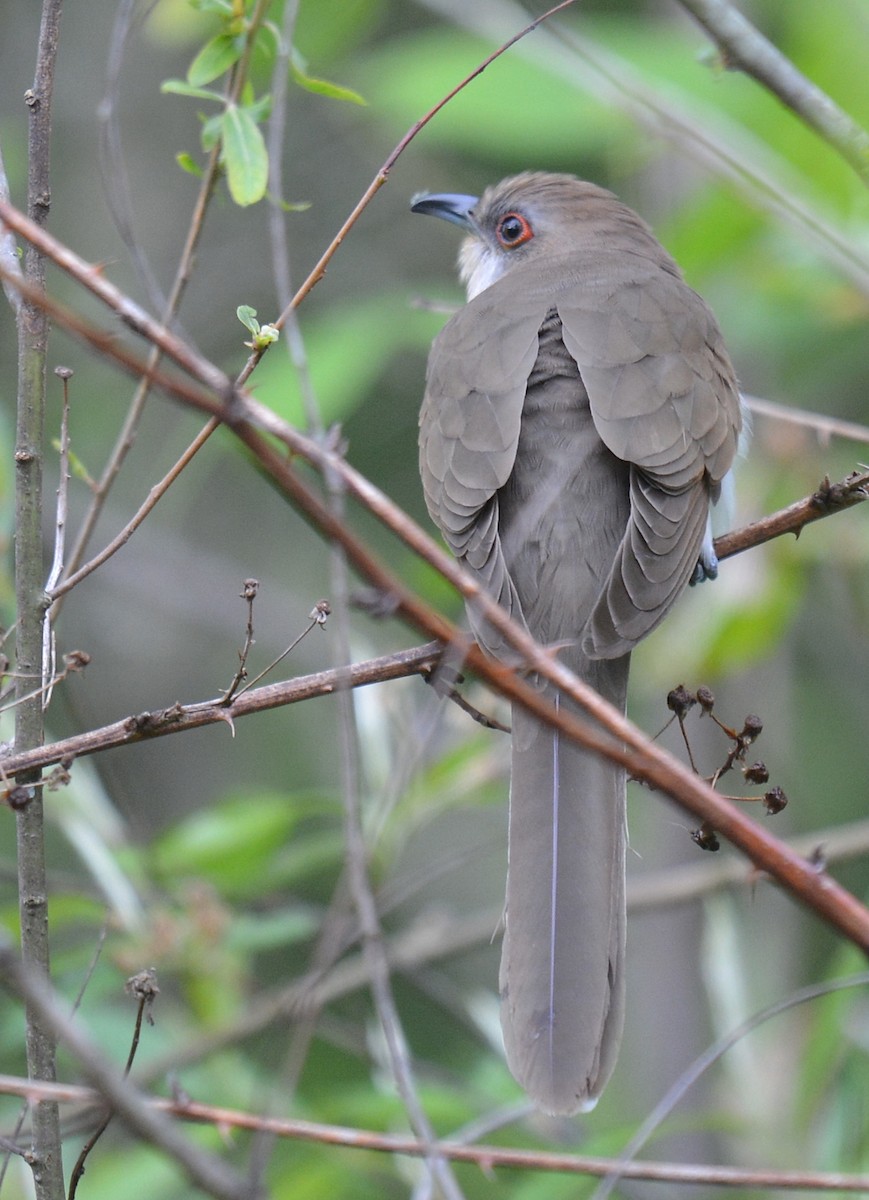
[[1, 0, 869, 1196]]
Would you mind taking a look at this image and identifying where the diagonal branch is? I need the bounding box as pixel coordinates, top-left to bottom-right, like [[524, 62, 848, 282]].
[[674, 0, 869, 187], [1, 202, 869, 954]]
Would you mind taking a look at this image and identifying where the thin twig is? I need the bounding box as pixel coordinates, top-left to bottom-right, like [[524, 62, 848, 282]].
[[714, 470, 869, 564], [590, 970, 869, 1200], [219, 578, 260, 702], [674, 0, 869, 186], [60, 0, 274, 598], [0, 940, 259, 1200], [0, 644, 444, 775], [418, 0, 869, 295], [68, 970, 159, 1200], [746, 393, 869, 447], [51, 416, 220, 605], [234, 601, 329, 698], [1, 1073, 868, 1192]]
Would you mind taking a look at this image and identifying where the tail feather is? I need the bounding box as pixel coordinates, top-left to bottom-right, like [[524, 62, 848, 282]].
[[499, 657, 629, 1114]]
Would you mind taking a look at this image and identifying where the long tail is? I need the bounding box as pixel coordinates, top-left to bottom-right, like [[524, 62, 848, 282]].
[[499, 654, 629, 1115]]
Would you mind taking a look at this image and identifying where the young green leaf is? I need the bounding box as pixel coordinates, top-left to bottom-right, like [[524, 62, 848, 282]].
[[221, 103, 268, 206], [236, 305, 260, 335], [187, 33, 244, 88], [290, 48, 366, 106], [161, 79, 224, 103], [189, 0, 234, 12], [175, 151, 204, 178]]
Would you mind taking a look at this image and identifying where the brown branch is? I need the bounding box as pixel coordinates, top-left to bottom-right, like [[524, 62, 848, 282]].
[[713, 470, 869, 563], [0, 220, 867, 952], [0, 1074, 867, 1192], [2, 205, 869, 953], [0, 644, 443, 777]]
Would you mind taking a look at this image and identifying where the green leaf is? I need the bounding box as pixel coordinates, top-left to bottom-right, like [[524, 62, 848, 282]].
[[236, 304, 260, 335], [152, 793, 298, 895], [275, 197, 311, 213], [187, 33, 244, 88], [200, 112, 223, 151], [291, 48, 366, 106], [175, 151, 204, 178], [161, 79, 224, 103], [244, 91, 272, 124], [51, 439, 95, 488], [220, 103, 268, 206], [190, 0, 233, 12]]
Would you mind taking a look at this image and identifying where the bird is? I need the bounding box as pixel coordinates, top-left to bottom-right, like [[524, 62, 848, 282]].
[[412, 172, 742, 1115]]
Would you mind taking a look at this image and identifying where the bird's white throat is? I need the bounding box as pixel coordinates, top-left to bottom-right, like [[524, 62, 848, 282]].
[[459, 237, 507, 300]]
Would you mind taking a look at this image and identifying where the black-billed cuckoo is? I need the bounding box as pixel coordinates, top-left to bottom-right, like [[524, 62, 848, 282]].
[[412, 172, 742, 1115]]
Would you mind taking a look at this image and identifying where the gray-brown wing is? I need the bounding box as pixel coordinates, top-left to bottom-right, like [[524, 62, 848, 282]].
[[419, 293, 544, 649], [557, 259, 741, 658]]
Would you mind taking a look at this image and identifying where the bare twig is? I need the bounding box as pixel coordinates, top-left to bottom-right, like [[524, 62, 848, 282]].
[[0, 940, 259, 1200], [591, 970, 869, 1200], [0, 644, 443, 776], [674, 0, 869, 186], [1, 1073, 868, 1192], [51, 416, 220, 605], [746, 393, 869, 448], [67, 970, 159, 1200], [234, 600, 329, 698], [714, 470, 869, 563]]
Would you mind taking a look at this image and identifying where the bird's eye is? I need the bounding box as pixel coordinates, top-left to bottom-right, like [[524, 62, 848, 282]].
[[496, 211, 533, 248]]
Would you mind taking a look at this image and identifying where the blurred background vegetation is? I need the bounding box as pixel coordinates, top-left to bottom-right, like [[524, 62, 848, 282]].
[[2, 0, 869, 1196]]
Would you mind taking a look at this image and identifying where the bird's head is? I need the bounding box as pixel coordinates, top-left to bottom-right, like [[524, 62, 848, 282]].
[[411, 171, 655, 301]]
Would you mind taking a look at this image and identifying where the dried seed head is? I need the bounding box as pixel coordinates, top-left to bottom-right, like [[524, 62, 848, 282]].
[[743, 761, 769, 785], [763, 786, 788, 815], [667, 684, 695, 717], [691, 826, 720, 852], [741, 714, 763, 741]]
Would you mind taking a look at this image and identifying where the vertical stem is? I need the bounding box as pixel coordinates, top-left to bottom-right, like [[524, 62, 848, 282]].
[[14, 3, 66, 1198]]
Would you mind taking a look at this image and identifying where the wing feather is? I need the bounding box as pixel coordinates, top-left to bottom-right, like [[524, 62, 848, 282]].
[[419, 292, 545, 645]]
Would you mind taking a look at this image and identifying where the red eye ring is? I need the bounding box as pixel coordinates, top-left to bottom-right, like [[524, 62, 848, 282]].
[[496, 211, 534, 248]]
